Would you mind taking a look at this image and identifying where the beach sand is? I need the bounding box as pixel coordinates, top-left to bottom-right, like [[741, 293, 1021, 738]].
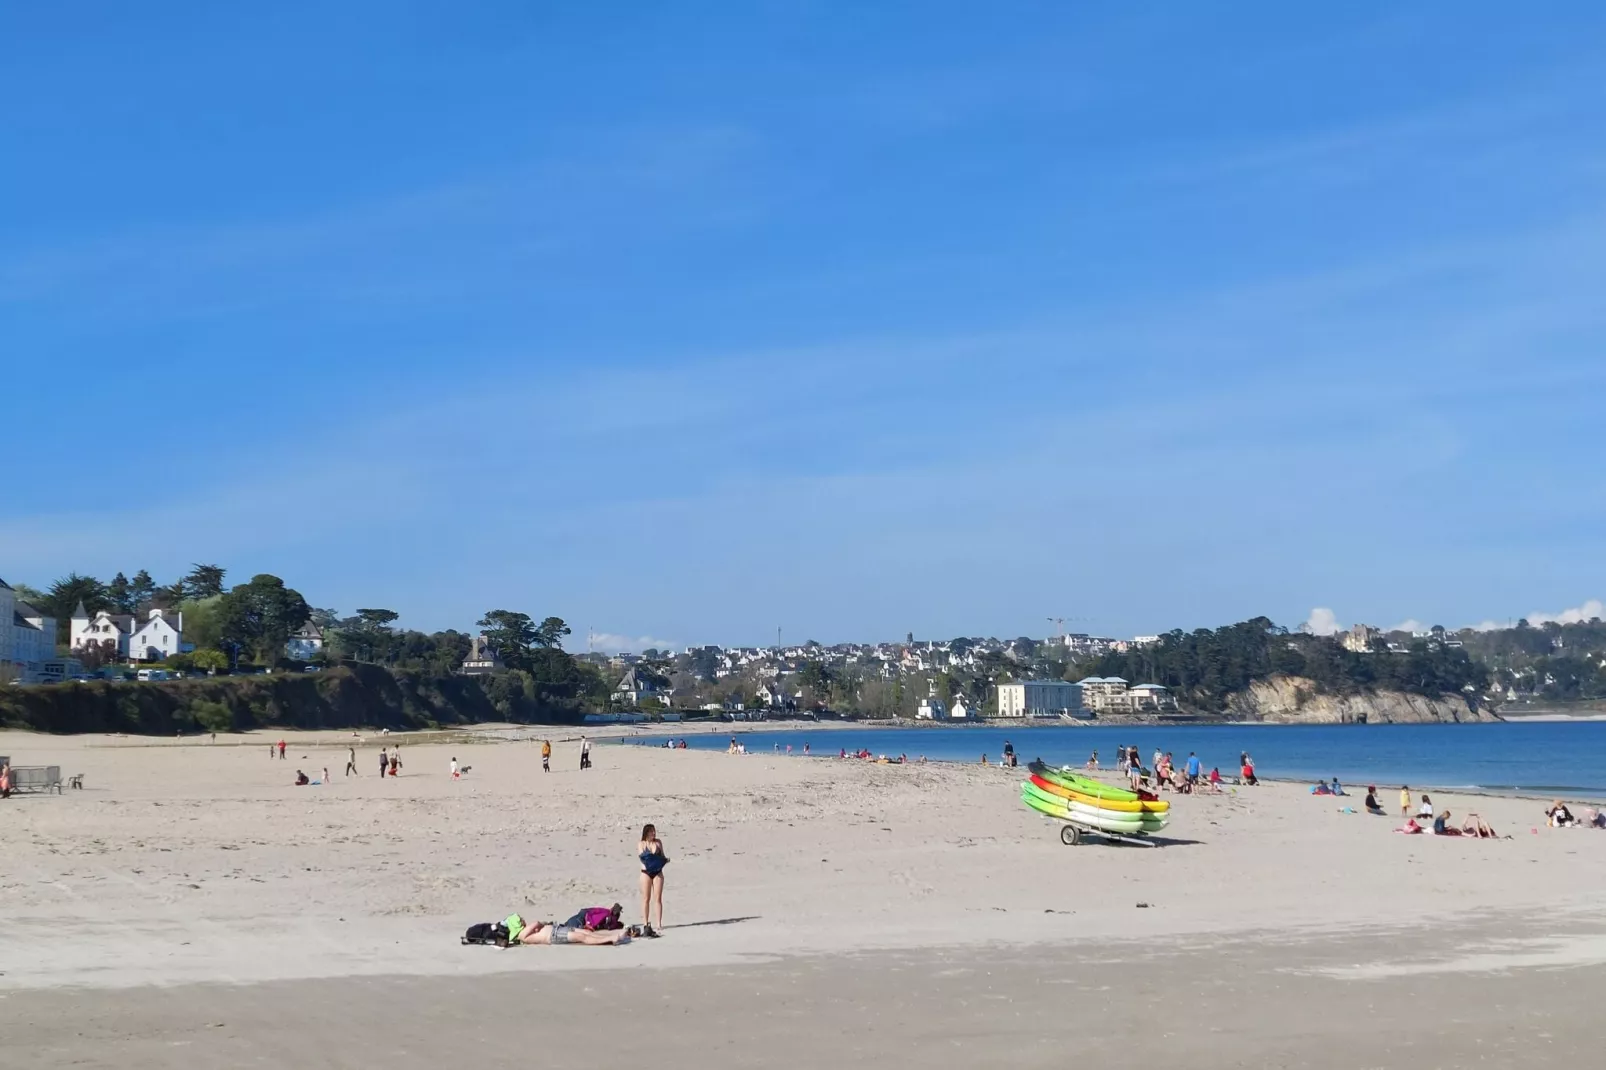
[[3, 727, 1604, 1067]]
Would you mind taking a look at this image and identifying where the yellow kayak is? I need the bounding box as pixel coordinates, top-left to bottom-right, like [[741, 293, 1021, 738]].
[[1028, 773, 1169, 814]]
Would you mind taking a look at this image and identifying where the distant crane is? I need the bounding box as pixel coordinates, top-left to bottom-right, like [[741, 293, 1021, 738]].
[[1046, 616, 1093, 641]]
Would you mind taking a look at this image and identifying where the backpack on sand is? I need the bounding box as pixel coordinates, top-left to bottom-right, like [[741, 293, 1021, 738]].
[[462, 922, 510, 946]]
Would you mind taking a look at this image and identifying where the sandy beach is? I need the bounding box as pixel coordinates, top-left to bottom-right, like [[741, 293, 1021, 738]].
[[4, 726, 1605, 1067]]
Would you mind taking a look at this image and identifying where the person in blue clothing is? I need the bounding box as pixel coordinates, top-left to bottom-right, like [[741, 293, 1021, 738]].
[[1329, 777, 1347, 796], [1184, 752, 1201, 786]]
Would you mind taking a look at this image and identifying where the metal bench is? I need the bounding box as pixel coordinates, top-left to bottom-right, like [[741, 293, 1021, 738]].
[[8, 765, 64, 794]]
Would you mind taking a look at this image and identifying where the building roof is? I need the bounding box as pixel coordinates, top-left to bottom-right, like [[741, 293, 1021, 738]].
[[1077, 676, 1128, 684], [14, 611, 41, 631], [614, 667, 655, 692], [0, 577, 11, 590], [1130, 683, 1168, 691]]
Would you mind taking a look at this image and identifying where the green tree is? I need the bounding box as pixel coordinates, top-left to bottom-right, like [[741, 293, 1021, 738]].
[[10, 581, 48, 605], [192, 648, 229, 673], [191, 700, 234, 734], [345, 608, 401, 662], [43, 573, 108, 622], [216, 574, 312, 665], [106, 572, 136, 614], [178, 596, 225, 652], [477, 610, 539, 670], [129, 570, 157, 609], [533, 616, 571, 649], [181, 564, 228, 601]]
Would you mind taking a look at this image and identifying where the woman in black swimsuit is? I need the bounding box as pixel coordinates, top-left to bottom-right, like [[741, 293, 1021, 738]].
[[639, 823, 668, 937]]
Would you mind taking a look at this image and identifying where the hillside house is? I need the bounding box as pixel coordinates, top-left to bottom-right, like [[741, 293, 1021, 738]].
[[127, 608, 189, 663]]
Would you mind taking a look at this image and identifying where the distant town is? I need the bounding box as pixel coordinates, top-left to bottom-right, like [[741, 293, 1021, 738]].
[[6, 567, 1605, 720]]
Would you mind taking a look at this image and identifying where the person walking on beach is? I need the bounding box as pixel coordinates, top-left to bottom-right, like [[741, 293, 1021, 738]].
[[541, 739, 551, 773], [278, 739, 286, 760], [580, 736, 592, 771], [450, 756, 459, 780], [638, 823, 668, 936], [379, 747, 388, 777], [345, 747, 358, 777]]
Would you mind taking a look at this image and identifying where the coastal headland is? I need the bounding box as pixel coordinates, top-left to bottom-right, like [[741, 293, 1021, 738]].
[[3, 726, 1605, 1067]]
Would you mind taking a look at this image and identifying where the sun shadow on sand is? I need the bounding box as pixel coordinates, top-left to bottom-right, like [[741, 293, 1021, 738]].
[[664, 916, 761, 930]]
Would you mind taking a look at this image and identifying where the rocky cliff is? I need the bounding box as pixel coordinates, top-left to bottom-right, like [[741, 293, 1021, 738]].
[[1223, 674, 1498, 724]]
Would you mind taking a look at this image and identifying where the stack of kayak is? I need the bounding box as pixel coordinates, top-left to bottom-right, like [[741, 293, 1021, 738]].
[[1022, 760, 1169, 835]]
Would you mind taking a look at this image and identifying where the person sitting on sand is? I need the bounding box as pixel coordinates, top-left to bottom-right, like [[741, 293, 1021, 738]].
[[1209, 766, 1223, 788], [1329, 778, 1347, 796], [1240, 761, 1257, 786], [1364, 786, 1385, 815], [1086, 751, 1098, 770], [504, 913, 630, 946], [1432, 809, 1462, 835], [1584, 808, 1606, 829], [1416, 794, 1434, 820], [295, 770, 310, 786], [1546, 801, 1577, 827]]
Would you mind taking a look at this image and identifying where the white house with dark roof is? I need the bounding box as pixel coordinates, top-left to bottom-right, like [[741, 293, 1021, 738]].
[[612, 667, 661, 706], [286, 620, 324, 660], [127, 608, 188, 662], [71, 602, 134, 657]]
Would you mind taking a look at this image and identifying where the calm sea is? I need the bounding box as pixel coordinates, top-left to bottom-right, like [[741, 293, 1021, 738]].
[[641, 721, 1606, 798]]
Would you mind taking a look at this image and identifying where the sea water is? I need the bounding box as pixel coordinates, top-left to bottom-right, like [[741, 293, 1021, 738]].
[[659, 721, 1606, 797]]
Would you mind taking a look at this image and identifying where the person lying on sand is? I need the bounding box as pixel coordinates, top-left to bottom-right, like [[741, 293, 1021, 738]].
[[560, 904, 625, 932], [1395, 818, 1424, 835], [1460, 814, 1497, 838], [505, 914, 630, 946]]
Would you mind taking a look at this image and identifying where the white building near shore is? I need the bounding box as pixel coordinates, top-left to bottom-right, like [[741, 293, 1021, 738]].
[[1, 578, 60, 679], [995, 680, 1084, 718]]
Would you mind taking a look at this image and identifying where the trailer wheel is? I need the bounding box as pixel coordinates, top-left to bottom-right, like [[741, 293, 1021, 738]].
[[1060, 825, 1080, 846]]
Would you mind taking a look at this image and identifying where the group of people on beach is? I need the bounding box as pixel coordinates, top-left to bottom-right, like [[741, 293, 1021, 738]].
[[1096, 746, 1242, 794], [468, 823, 670, 948]]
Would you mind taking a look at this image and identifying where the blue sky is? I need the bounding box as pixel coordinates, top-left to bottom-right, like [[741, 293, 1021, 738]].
[[4, 3, 1605, 650]]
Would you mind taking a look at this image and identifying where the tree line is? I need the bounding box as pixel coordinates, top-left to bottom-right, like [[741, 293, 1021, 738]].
[[1071, 617, 1490, 712]]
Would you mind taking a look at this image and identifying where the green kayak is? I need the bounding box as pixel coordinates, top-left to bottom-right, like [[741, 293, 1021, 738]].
[[1029, 760, 1140, 802]]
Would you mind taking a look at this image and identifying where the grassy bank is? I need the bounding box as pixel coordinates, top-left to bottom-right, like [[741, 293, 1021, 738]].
[[0, 664, 589, 736]]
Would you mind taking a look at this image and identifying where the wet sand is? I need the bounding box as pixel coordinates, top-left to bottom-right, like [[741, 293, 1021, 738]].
[[8, 914, 1606, 1069]]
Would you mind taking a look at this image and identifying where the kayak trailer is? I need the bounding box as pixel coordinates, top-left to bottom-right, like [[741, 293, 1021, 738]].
[[1054, 817, 1158, 847]]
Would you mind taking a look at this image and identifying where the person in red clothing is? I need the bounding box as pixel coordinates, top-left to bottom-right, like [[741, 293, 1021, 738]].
[[278, 740, 286, 760]]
